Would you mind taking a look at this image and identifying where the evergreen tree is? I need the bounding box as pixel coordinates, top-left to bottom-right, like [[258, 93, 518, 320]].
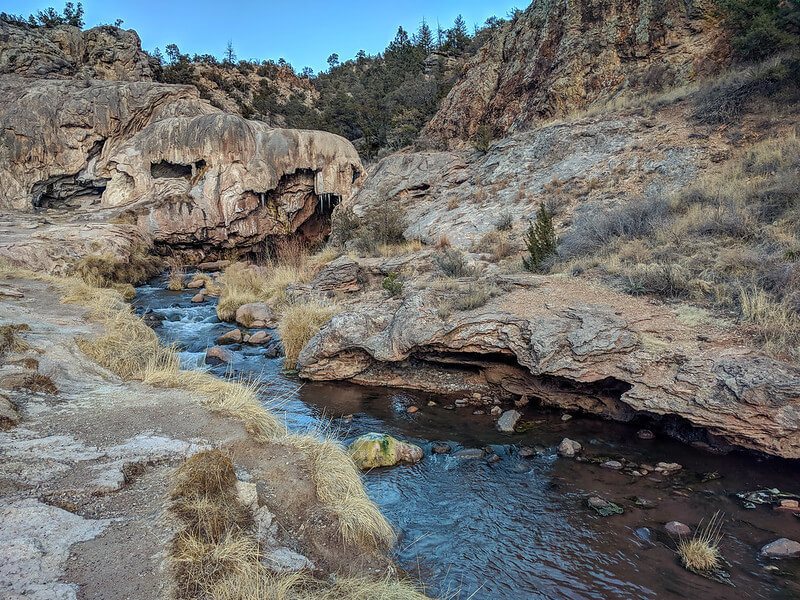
[[224, 40, 236, 64], [522, 204, 557, 272], [327, 53, 340, 70], [414, 19, 434, 53]]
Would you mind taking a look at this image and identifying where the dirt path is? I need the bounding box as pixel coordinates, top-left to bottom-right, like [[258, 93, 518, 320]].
[[0, 278, 390, 599]]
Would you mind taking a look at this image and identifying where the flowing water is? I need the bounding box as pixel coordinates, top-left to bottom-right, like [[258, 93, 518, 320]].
[[135, 278, 800, 600]]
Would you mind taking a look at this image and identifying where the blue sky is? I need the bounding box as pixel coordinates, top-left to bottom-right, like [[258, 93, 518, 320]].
[[6, 1, 523, 72]]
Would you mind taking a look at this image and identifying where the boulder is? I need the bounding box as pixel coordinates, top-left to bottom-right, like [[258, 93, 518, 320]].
[[496, 409, 521, 433], [601, 460, 623, 470], [235, 303, 277, 328], [760, 538, 800, 559], [190, 293, 205, 303], [348, 433, 423, 469], [205, 346, 231, 365], [665, 521, 691, 537], [558, 438, 582, 458], [247, 330, 272, 345], [186, 278, 206, 289], [197, 260, 231, 272], [262, 547, 314, 574], [310, 255, 362, 293], [216, 329, 243, 345]]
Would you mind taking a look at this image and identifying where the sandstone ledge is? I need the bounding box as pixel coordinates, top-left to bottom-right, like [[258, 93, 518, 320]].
[[298, 276, 800, 459]]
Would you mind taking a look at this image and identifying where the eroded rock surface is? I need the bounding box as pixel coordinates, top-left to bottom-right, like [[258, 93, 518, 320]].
[[298, 278, 800, 458], [421, 0, 728, 146]]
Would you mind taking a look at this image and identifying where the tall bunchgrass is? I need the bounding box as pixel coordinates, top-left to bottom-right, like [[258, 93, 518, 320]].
[[677, 512, 725, 574], [277, 302, 339, 369]]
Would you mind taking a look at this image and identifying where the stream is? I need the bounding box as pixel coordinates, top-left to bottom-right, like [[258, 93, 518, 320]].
[[134, 277, 800, 600]]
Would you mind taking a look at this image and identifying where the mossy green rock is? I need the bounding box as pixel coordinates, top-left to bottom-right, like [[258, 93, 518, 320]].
[[349, 433, 423, 470]]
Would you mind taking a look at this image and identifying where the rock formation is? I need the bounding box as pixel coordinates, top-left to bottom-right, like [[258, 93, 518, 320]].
[[298, 278, 800, 459], [0, 20, 152, 80], [0, 21, 364, 267], [421, 0, 729, 147]]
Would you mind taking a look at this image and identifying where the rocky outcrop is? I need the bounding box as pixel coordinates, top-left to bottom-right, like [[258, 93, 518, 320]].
[[298, 277, 800, 459], [421, 0, 729, 146], [0, 73, 362, 261], [349, 108, 724, 248], [0, 21, 152, 80]]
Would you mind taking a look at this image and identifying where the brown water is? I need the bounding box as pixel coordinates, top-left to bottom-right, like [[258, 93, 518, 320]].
[[135, 279, 800, 600]]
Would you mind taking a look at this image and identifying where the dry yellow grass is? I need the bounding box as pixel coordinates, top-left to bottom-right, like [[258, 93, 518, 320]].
[[72, 245, 163, 287], [168, 265, 186, 291], [284, 433, 396, 549], [215, 259, 319, 321], [277, 302, 338, 369], [376, 239, 424, 257], [677, 512, 724, 574]]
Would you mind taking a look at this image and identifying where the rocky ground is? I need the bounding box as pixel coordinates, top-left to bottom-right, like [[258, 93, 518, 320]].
[[0, 278, 393, 599]]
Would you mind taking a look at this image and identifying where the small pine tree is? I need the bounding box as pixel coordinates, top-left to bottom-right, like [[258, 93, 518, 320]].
[[522, 204, 557, 272]]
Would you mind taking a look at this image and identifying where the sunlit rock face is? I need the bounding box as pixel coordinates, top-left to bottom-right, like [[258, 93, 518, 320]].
[[421, 0, 729, 147], [0, 77, 362, 259]]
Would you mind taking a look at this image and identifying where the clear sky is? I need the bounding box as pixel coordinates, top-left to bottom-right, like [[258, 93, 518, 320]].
[[6, 1, 523, 72]]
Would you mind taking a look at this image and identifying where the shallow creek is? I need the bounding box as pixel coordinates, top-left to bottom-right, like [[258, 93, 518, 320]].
[[135, 278, 800, 600]]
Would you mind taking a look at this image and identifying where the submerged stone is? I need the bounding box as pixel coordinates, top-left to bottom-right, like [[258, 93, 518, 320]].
[[496, 410, 521, 433], [558, 438, 582, 457], [761, 538, 800, 559], [348, 433, 423, 469], [587, 496, 624, 517]]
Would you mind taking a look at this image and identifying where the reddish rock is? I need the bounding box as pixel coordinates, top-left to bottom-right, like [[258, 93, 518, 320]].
[[205, 346, 231, 364], [190, 292, 205, 303], [217, 329, 243, 345], [247, 330, 272, 345], [665, 521, 691, 537]]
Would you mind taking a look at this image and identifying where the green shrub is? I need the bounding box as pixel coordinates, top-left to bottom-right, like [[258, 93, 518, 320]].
[[453, 283, 493, 311], [495, 211, 514, 231], [522, 204, 557, 272], [382, 272, 403, 297], [718, 0, 800, 62]]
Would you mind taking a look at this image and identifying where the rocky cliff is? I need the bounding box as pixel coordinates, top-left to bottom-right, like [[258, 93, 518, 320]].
[[421, 0, 729, 147], [0, 20, 152, 80], [0, 20, 363, 266]]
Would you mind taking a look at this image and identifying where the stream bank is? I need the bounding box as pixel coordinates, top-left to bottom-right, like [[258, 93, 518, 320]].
[[136, 276, 800, 600]]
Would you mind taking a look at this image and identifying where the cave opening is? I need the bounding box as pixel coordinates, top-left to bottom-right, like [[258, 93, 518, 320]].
[[150, 160, 193, 179], [32, 140, 108, 210]]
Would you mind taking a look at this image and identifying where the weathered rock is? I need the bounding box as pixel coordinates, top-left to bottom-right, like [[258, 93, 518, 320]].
[[558, 438, 582, 458], [496, 409, 521, 433], [421, 0, 727, 146], [190, 292, 205, 303], [186, 278, 206, 289], [235, 303, 277, 328], [296, 283, 800, 459], [601, 460, 623, 470], [0, 73, 364, 261], [217, 329, 243, 345], [197, 260, 231, 271], [236, 480, 258, 512], [432, 443, 451, 454], [453, 448, 484, 459], [587, 496, 624, 517], [490, 405, 502, 417], [760, 538, 800, 559], [0, 21, 152, 81], [262, 547, 315, 573], [655, 462, 683, 474], [310, 255, 362, 293], [348, 433, 423, 469], [0, 394, 19, 429], [247, 330, 272, 345], [665, 521, 691, 537], [205, 346, 231, 365]]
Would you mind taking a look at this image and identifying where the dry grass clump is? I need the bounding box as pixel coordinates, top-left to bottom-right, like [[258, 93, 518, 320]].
[[278, 302, 339, 369], [434, 248, 479, 278], [170, 450, 258, 599], [472, 230, 518, 262], [452, 283, 496, 311], [170, 449, 424, 600], [555, 129, 800, 359], [73, 245, 163, 287], [0, 323, 30, 358], [14, 373, 58, 395], [143, 355, 286, 441], [216, 259, 317, 322], [284, 434, 396, 549], [168, 264, 186, 291], [677, 512, 724, 574]]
